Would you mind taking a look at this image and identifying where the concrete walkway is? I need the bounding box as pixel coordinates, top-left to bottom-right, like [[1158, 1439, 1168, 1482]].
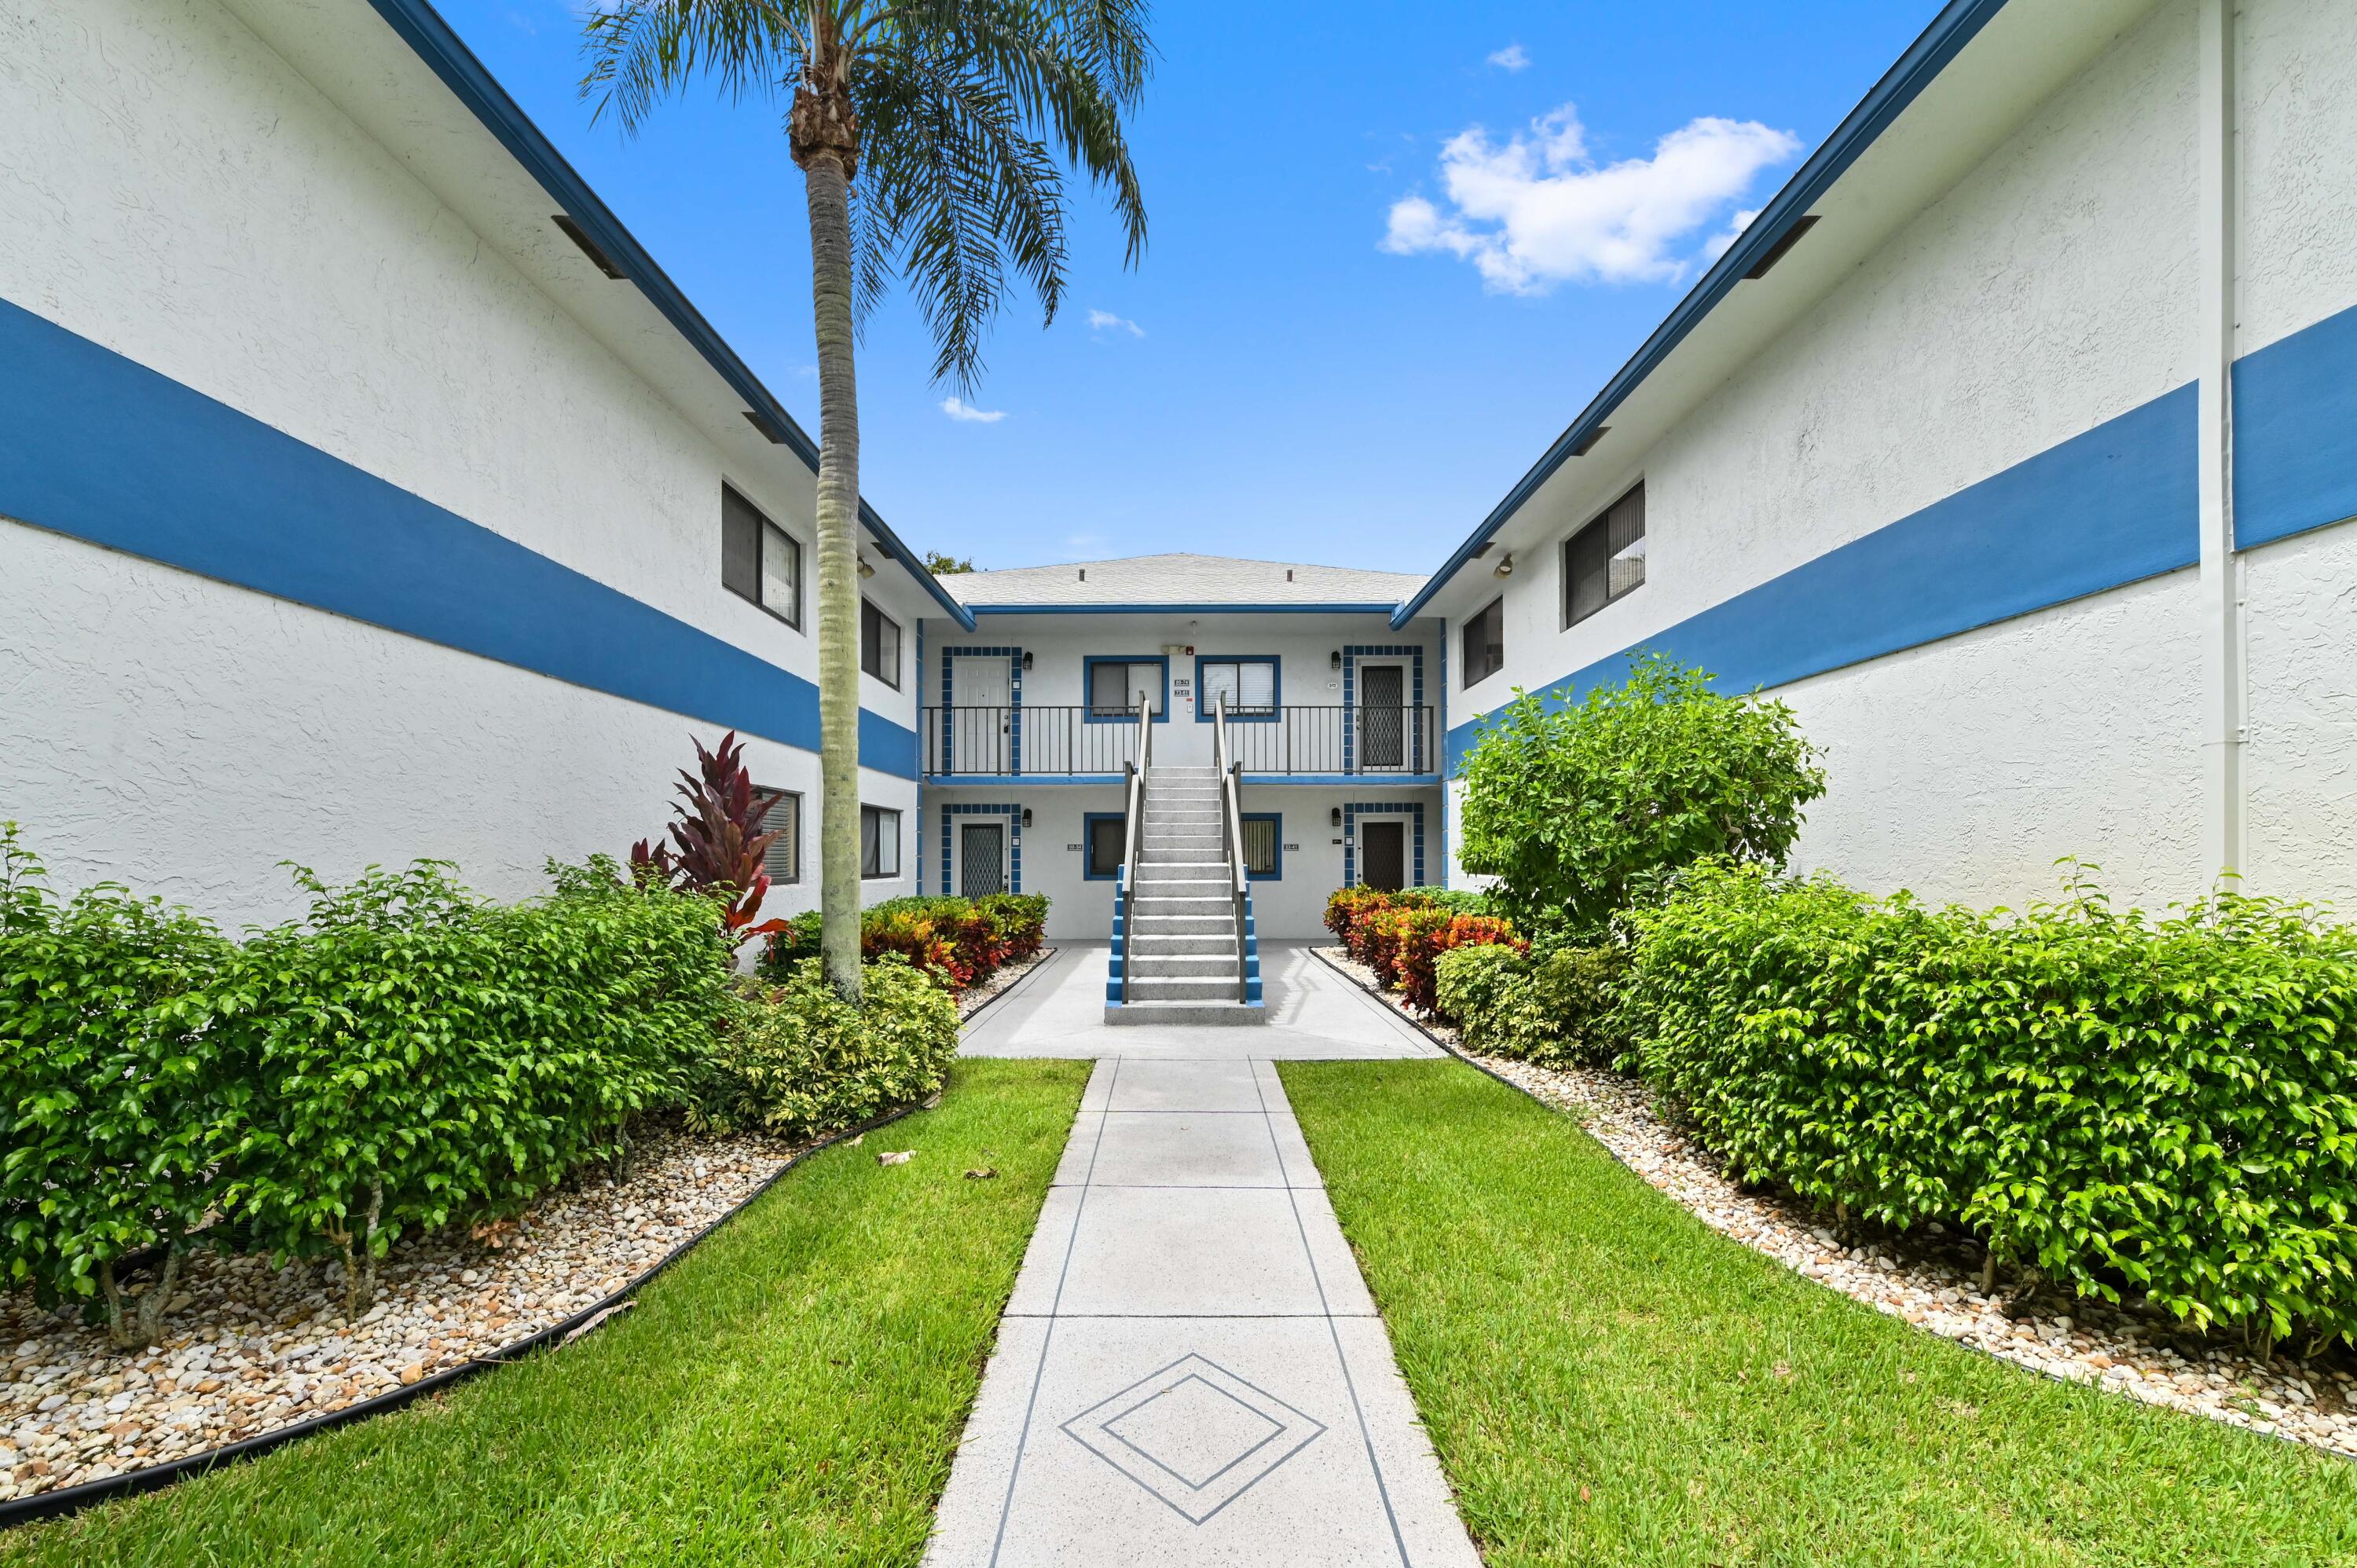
[[926, 943, 1481, 1567]]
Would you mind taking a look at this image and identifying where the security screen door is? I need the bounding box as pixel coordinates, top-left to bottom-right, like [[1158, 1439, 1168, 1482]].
[[959, 822, 1007, 896], [1359, 665, 1405, 769], [953, 657, 1013, 774], [1361, 819, 1405, 892]]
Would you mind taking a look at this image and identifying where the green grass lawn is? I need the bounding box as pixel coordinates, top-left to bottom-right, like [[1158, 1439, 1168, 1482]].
[[1, 1057, 1087, 1568], [1281, 1058, 2357, 1568]]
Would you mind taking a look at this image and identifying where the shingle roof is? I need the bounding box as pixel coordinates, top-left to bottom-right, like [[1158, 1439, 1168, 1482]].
[[948, 552, 1421, 608]]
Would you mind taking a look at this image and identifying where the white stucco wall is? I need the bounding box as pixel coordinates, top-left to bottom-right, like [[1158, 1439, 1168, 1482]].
[[2241, 522, 2357, 916], [1443, 0, 2355, 914], [2236, 0, 2357, 354], [0, 527, 916, 925], [0, 0, 926, 925]]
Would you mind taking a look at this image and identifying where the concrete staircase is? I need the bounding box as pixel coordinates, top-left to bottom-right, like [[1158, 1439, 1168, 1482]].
[[1105, 765, 1266, 1025]]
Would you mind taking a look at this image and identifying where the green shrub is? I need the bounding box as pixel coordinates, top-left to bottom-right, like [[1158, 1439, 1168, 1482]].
[[697, 956, 960, 1138], [1437, 940, 1628, 1067], [221, 859, 730, 1315], [759, 892, 1050, 992], [1621, 859, 2357, 1351], [0, 827, 240, 1346], [1457, 654, 1825, 937], [1388, 910, 1524, 1016]]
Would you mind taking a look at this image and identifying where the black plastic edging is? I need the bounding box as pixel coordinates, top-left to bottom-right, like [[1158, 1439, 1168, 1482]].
[[1307, 947, 2355, 1467], [0, 1097, 935, 1530]]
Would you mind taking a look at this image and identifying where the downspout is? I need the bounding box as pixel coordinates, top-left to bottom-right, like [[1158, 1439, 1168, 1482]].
[[1435, 617, 1450, 888], [2195, 0, 2247, 886]]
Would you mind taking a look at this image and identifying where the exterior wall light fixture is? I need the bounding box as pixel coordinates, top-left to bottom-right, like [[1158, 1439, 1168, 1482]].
[[1020, 807, 1033, 828], [1329, 650, 1342, 670]]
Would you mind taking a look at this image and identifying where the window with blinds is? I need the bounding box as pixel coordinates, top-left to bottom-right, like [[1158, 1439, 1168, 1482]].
[[721, 484, 801, 628], [1241, 814, 1281, 877], [1087, 659, 1160, 717], [755, 788, 801, 885], [1084, 813, 1127, 879], [1198, 658, 1277, 716], [860, 804, 901, 878], [1462, 595, 1505, 686], [1563, 482, 1646, 628], [860, 600, 901, 687]]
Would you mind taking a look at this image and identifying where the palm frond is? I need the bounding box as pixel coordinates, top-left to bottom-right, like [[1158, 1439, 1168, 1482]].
[[852, 0, 1150, 387], [579, 1, 807, 133]]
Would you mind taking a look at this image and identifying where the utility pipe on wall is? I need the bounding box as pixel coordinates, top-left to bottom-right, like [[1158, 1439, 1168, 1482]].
[[2196, 0, 2249, 886]]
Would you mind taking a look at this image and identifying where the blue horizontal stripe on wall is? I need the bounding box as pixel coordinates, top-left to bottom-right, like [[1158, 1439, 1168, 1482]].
[[2234, 299, 2357, 550], [1445, 381, 2199, 772], [0, 298, 918, 779]]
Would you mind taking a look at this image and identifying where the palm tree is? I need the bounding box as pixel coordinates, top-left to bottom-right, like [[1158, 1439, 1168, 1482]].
[[581, 0, 1149, 1001]]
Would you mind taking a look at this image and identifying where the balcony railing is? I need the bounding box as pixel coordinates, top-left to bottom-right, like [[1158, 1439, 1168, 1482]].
[[921, 705, 1437, 777]]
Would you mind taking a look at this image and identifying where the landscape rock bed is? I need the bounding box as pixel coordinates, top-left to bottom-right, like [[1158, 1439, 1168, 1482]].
[[0, 1122, 808, 1504], [1314, 946, 2357, 1460], [956, 946, 1056, 1020]]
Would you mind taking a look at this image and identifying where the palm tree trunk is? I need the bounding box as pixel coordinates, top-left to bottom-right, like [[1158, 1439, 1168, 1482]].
[[804, 148, 864, 1004]]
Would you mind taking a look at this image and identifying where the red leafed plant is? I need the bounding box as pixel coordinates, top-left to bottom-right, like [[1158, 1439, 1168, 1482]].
[[632, 731, 788, 943]]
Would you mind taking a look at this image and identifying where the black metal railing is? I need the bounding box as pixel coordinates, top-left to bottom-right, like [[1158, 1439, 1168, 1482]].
[[922, 704, 1436, 777], [923, 704, 1144, 776], [1218, 705, 1437, 775]]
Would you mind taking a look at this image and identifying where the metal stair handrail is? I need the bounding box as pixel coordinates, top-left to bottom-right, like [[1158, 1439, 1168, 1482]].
[[1117, 691, 1150, 1004], [1212, 692, 1252, 1003]]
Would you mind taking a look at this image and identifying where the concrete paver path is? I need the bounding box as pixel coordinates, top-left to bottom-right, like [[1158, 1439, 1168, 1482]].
[[926, 944, 1481, 1567]]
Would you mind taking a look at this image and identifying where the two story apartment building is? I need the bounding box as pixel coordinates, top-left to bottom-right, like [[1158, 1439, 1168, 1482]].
[[915, 556, 1440, 940], [6, 0, 2355, 960]]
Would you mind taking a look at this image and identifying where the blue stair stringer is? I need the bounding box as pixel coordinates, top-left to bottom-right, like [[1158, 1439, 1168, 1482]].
[[1242, 888, 1263, 1006], [1105, 863, 1128, 1009]]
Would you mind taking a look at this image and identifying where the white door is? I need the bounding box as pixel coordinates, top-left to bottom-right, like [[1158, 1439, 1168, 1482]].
[[951, 657, 1013, 773]]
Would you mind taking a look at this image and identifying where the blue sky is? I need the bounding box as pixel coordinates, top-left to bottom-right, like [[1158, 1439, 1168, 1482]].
[[445, 2, 1937, 574]]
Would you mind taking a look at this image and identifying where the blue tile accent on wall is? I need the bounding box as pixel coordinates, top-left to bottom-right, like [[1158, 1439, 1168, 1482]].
[[0, 297, 920, 776], [2234, 300, 2357, 551], [939, 802, 1023, 895], [939, 646, 1025, 773], [1341, 802, 1426, 889], [1340, 645, 1426, 775], [1442, 380, 2202, 773]]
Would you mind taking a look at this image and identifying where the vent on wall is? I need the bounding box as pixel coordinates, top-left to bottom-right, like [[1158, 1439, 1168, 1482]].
[[742, 411, 787, 445], [1569, 426, 1611, 457], [1743, 214, 1820, 280], [552, 214, 626, 280]]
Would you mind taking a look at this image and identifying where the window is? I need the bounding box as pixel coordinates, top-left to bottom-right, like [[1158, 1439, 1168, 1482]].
[[1085, 658, 1165, 720], [1083, 813, 1127, 880], [1241, 814, 1281, 879], [1197, 658, 1278, 720], [1563, 482, 1646, 628], [757, 787, 801, 885], [1462, 595, 1505, 686], [860, 600, 901, 688], [720, 484, 801, 628], [860, 804, 901, 878]]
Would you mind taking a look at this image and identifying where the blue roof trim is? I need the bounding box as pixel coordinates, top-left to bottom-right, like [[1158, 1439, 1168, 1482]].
[[964, 602, 1407, 616], [365, 0, 976, 632], [1390, 0, 2014, 630]]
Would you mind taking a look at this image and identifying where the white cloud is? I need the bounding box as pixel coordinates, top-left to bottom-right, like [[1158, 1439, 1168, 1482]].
[[1087, 309, 1145, 339], [1381, 104, 1799, 293], [1486, 43, 1530, 71], [940, 396, 1007, 423], [1702, 207, 1761, 262]]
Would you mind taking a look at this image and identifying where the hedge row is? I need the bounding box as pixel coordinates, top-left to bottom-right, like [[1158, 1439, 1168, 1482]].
[[1323, 888, 1523, 1015], [761, 892, 1048, 992], [1434, 940, 1626, 1068], [1, 834, 731, 1344], [1619, 860, 2357, 1350]]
